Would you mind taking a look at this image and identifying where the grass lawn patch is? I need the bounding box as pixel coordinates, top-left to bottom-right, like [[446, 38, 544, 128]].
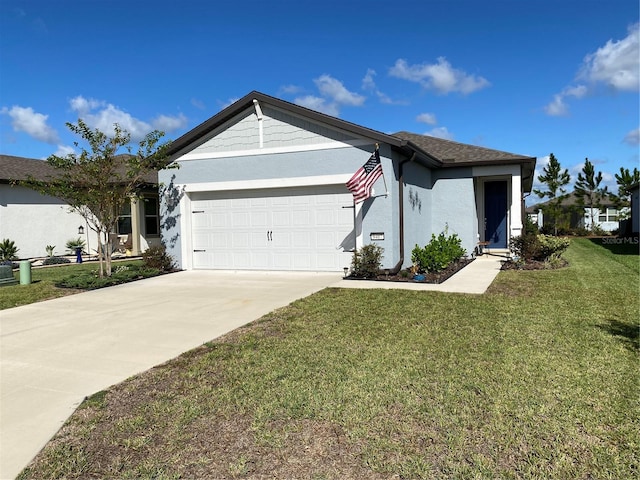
[[0, 260, 157, 310], [18, 239, 639, 479]]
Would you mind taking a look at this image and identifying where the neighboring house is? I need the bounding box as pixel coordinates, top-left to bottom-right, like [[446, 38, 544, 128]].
[[631, 182, 639, 235], [527, 193, 625, 233], [160, 91, 536, 272], [0, 155, 162, 259]]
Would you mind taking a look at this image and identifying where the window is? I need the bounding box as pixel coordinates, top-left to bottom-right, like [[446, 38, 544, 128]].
[[117, 202, 132, 234], [598, 208, 618, 222], [144, 197, 160, 236]]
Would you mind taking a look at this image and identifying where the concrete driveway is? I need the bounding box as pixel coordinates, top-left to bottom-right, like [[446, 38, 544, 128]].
[[0, 270, 341, 480]]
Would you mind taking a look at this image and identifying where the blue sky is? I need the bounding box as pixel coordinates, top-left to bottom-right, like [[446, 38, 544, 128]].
[[1, 0, 638, 202]]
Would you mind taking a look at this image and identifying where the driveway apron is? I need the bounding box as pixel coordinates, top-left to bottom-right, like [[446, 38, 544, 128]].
[[0, 270, 340, 480]]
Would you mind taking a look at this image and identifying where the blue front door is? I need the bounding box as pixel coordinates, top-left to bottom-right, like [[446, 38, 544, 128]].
[[484, 181, 508, 248]]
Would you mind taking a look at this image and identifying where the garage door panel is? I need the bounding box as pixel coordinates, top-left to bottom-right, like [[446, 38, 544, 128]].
[[190, 185, 353, 271], [271, 211, 290, 228]]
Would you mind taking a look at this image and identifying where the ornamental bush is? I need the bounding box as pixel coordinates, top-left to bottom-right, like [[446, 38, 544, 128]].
[[537, 234, 570, 260], [43, 256, 71, 265], [351, 244, 384, 278], [411, 232, 466, 273], [509, 234, 570, 262], [0, 239, 19, 261], [509, 233, 541, 262], [142, 244, 175, 272]]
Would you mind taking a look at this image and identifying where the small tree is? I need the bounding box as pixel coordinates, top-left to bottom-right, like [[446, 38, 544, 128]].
[[609, 167, 640, 216], [23, 120, 171, 277], [574, 158, 608, 232], [533, 153, 571, 235]]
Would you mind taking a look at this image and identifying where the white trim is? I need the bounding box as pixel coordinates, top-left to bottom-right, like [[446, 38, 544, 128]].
[[180, 174, 352, 193], [354, 201, 364, 250], [253, 99, 264, 148], [177, 139, 372, 161], [180, 194, 193, 271]]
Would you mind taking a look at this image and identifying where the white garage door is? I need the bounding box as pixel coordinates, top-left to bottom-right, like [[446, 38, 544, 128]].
[[190, 185, 355, 271]]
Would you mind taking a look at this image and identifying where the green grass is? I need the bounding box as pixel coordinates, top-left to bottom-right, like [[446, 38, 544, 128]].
[[18, 239, 639, 479], [0, 260, 148, 310]]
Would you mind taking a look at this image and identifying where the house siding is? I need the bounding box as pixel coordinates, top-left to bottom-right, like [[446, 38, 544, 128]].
[[160, 144, 393, 270], [186, 104, 362, 157], [401, 160, 433, 268], [431, 168, 478, 256], [0, 184, 98, 259]]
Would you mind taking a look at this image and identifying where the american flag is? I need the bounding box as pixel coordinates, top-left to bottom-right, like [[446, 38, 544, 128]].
[[346, 149, 383, 203]]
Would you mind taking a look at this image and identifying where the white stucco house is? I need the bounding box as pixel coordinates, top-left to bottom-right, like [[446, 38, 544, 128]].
[[527, 194, 626, 234], [0, 155, 162, 259], [159, 91, 536, 272]]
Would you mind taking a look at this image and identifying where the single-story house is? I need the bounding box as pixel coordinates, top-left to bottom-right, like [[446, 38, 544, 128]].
[[160, 91, 536, 272], [527, 193, 625, 233], [0, 155, 162, 259]]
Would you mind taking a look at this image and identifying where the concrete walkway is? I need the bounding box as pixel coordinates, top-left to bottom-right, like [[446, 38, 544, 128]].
[[0, 256, 504, 479]]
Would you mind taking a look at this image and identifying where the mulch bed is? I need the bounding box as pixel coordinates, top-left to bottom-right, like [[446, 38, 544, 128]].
[[346, 258, 474, 284]]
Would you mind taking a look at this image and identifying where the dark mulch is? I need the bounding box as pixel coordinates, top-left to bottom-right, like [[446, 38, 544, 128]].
[[346, 258, 474, 284]]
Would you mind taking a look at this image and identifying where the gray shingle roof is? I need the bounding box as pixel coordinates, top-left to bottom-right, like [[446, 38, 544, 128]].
[[0, 154, 159, 184], [0, 155, 61, 182], [392, 131, 534, 164]]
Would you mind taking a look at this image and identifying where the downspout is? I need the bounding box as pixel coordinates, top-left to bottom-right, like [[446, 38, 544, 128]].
[[390, 152, 417, 274]]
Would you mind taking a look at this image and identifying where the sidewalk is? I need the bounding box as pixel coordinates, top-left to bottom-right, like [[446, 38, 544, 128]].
[[332, 253, 505, 293]]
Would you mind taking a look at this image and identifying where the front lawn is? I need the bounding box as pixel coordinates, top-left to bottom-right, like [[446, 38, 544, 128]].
[[0, 260, 155, 310], [18, 239, 639, 479]]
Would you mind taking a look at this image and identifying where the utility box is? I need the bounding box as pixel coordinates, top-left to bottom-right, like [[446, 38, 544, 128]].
[[19, 260, 32, 285]]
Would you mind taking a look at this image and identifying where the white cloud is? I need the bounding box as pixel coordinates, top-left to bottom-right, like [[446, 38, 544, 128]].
[[416, 113, 437, 125], [361, 69, 406, 105], [543, 85, 588, 116], [152, 113, 188, 132], [0, 105, 59, 143], [544, 24, 639, 116], [544, 93, 568, 116], [623, 127, 640, 146], [69, 96, 105, 115], [362, 68, 377, 91], [579, 23, 639, 92], [279, 85, 304, 95], [425, 127, 454, 140], [69, 95, 187, 140], [389, 57, 490, 95], [52, 144, 76, 157], [314, 74, 365, 107], [294, 95, 339, 116], [294, 75, 365, 117]]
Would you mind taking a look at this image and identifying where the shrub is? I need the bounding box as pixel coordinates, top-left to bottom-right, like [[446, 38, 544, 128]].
[[43, 256, 71, 265], [0, 239, 19, 261], [509, 233, 541, 262], [509, 234, 570, 262], [411, 232, 466, 273], [56, 264, 160, 289], [351, 244, 384, 278], [45, 245, 55, 257], [66, 237, 86, 254], [537, 234, 570, 260], [142, 244, 175, 272]]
